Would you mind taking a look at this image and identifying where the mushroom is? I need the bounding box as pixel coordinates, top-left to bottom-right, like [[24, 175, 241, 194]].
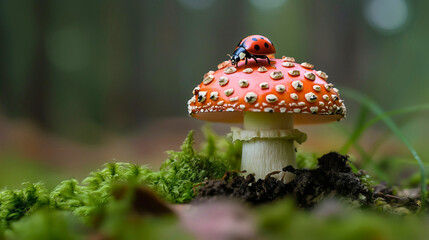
[[187, 57, 346, 181]]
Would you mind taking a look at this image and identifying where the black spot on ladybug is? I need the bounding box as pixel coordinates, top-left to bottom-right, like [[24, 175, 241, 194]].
[[254, 44, 260, 51], [252, 37, 257, 41], [264, 43, 269, 48]]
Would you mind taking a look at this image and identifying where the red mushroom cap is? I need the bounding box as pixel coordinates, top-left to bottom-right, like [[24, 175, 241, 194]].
[[188, 57, 346, 124]]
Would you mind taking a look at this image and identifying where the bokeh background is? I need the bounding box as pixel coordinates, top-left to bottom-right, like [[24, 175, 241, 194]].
[[1, 0, 428, 189]]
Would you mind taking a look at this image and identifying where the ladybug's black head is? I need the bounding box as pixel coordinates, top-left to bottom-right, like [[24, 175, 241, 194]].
[[230, 55, 240, 66]]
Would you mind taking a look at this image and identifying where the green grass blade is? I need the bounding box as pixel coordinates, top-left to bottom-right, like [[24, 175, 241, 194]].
[[341, 88, 427, 207]]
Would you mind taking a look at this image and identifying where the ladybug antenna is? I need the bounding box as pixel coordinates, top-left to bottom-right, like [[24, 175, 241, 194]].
[[227, 54, 232, 59]]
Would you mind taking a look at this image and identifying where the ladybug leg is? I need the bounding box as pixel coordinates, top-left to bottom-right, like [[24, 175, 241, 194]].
[[252, 55, 258, 63], [266, 55, 271, 65], [245, 57, 248, 65]]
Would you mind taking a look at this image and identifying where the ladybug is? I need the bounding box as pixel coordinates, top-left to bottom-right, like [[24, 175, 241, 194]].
[[230, 35, 276, 67]]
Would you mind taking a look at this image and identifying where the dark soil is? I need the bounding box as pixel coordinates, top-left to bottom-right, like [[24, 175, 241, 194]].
[[194, 152, 420, 211]]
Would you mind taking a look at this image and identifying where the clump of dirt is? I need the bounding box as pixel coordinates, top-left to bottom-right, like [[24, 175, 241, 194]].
[[194, 152, 372, 208]]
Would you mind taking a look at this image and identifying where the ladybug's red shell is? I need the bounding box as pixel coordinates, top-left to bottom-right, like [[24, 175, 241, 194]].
[[237, 35, 276, 55]]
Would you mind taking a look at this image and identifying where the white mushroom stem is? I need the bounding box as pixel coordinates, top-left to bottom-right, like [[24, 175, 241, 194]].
[[241, 112, 296, 182]]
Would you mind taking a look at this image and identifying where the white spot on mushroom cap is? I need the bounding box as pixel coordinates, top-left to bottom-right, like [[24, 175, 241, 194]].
[[239, 104, 246, 109], [292, 80, 303, 91], [257, 66, 267, 72], [293, 108, 301, 113], [230, 96, 239, 102], [305, 92, 318, 103], [288, 70, 300, 76], [282, 56, 295, 62], [324, 83, 333, 91], [217, 100, 224, 105], [238, 79, 249, 88], [192, 86, 200, 95], [322, 94, 330, 101], [313, 85, 321, 92], [243, 68, 253, 73], [270, 71, 284, 80], [317, 70, 328, 80], [301, 62, 314, 69], [264, 107, 274, 112], [210, 91, 219, 101], [224, 66, 237, 74], [281, 62, 294, 68], [298, 102, 305, 106], [245, 92, 258, 103], [226, 108, 235, 112], [304, 72, 316, 81], [310, 106, 319, 113], [290, 93, 298, 100], [275, 85, 286, 93], [224, 88, 234, 96], [260, 82, 269, 89], [280, 107, 287, 113], [266, 94, 278, 103], [219, 76, 229, 86], [203, 74, 214, 85], [279, 100, 286, 105], [198, 91, 208, 103]]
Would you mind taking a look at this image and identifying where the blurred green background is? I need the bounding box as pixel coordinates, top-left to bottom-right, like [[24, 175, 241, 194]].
[[0, 0, 428, 189]]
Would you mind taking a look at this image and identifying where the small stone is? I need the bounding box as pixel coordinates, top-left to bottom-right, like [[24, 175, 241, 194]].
[[203, 74, 214, 85], [270, 71, 284, 80], [257, 66, 268, 72], [238, 79, 249, 88], [266, 94, 278, 103], [292, 80, 304, 91], [305, 92, 318, 103], [317, 70, 328, 80], [282, 56, 295, 62], [243, 68, 253, 73], [224, 89, 234, 96], [259, 82, 269, 89], [219, 76, 229, 86], [281, 62, 294, 68], [312, 85, 321, 92], [210, 91, 219, 101], [304, 72, 316, 81], [288, 70, 300, 76], [224, 66, 237, 74], [245, 92, 258, 103], [275, 85, 286, 93], [301, 62, 314, 69], [290, 93, 298, 100]]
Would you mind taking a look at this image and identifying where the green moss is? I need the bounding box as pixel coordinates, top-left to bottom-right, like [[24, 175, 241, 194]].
[[0, 129, 233, 230]]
